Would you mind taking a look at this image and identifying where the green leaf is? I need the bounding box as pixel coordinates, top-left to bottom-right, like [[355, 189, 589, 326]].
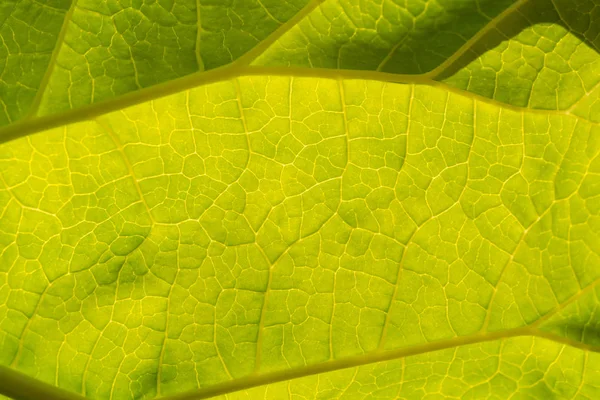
[[438, 0, 600, 111], [0, 0, 316, 123], [0, 0, 72, 125], [0, 1, 599, 400], [253, 0, 519, 72], [215, 336, 600, 399]]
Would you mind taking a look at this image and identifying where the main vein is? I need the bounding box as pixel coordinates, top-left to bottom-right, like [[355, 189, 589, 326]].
[[1, 329, 598, 400], [1, 63, 595, 148]]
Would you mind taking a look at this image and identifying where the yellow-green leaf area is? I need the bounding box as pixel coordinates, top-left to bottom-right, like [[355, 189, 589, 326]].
[[219, 337, 600, 399], [1, 0, 600, 399], [0, 76, 599, 400]]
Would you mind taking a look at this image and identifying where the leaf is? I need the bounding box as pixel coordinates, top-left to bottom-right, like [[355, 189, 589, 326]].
[[437, 0, 600, 111], [0, 0, 72, 125], [216, 336, 600, 399], [253, 0, 520, 72], [0, 1, 599, 400], [0, 0, 315, 123]]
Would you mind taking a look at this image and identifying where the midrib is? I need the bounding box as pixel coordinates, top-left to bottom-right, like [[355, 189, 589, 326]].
[[1, 328, 598, 400], [0, 64, 596, 148], [18, 0, 530, 132], [10, 0, 596, 146], [162, 329, 600, 400]]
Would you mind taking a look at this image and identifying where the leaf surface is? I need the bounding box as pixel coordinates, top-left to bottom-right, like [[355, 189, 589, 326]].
[[0, 1, 599, 400]]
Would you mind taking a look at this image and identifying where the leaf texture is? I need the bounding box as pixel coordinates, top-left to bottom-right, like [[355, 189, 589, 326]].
[[0, 1, 599, 400]]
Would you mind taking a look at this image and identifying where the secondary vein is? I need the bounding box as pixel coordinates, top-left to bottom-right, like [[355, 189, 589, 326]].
[[25, 0, 79, 120]]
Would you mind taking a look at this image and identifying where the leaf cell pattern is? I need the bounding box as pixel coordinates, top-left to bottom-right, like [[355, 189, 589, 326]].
[[1, 76, 599, 399], [0, 0, 599, 399]]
